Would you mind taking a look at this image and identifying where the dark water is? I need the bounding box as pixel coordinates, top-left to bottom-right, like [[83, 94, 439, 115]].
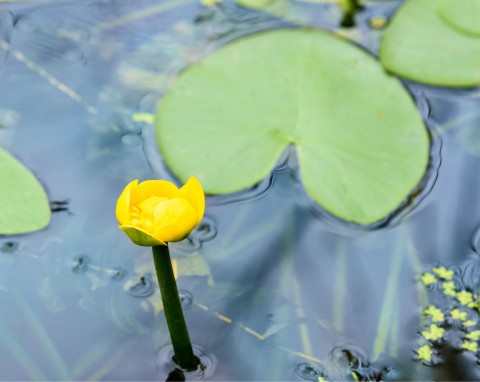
[[0, 0, 479, 380]]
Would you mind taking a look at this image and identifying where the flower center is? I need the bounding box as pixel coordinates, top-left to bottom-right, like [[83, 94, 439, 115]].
[[130, 196, 169, 229]]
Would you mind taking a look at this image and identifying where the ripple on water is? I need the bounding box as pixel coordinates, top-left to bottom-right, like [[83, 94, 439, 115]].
[[13, 15, 38, 33], [71, 254, 89, 274], [174, 215, 217, 253], [294, 363, 326, 381], [157, 344, 216, 381], [1, 241, 19, 254], [125, 274, 155, 298], [179, 289, 193, 310]]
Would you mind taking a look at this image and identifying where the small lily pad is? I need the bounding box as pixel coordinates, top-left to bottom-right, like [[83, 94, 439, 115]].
[[380, 0, 480, 87], [155, 29, 429, 224], [0, 148, 50, 234]]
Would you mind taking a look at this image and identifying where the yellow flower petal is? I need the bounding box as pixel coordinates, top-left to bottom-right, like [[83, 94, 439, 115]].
[[178, 176, 205, 225], [119, 225, 166, 246], [153, 198, 198, 242], [116, 179, 138, 225], [132, 180, 179, 206]]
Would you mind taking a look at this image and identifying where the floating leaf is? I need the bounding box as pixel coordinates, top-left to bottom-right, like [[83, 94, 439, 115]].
[[0, 148, 50, 234], [155, 29, 429, 224], [438, 0, 480, 37], [380, 0, 480, 87]]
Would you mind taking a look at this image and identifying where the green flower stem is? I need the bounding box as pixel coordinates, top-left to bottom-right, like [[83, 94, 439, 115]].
[[152, 244, 199, 371]]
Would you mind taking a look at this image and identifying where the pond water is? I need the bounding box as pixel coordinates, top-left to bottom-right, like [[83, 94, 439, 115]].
[[0, 0, 480, 380]]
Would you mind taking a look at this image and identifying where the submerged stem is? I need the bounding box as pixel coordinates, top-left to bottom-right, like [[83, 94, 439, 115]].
[[340, 0, 363, 27], [152, 245, 199, 371]]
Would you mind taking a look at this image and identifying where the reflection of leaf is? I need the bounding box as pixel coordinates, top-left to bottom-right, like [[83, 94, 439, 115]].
[[156, 29, 429, 224], [457, 123, 480, 157], [176, 254, 214, 285], [0, 148, 50, 234], [380, 0, 480, 87]]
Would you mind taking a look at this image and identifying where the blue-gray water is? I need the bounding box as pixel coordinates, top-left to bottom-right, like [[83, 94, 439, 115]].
[[0, 1, 480, 380]]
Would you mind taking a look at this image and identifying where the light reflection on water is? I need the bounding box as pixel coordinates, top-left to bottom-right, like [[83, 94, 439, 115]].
[[0, 0, 479, 380]]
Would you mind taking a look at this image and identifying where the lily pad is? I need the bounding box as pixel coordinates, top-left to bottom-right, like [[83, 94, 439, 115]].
[[438, 0, 480, 37], [0, 148, 50, 234], [380, 0, 480, 87], [155, 29, 429, 225]]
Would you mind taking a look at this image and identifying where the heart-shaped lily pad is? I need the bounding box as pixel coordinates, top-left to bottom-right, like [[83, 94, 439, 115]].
[[380, 0, 480, 87], [0, 148, 50, 234], [155, 29, 430, 224]]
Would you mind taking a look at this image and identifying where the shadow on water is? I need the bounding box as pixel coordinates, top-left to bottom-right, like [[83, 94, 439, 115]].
[[0, 0, 479, 380]]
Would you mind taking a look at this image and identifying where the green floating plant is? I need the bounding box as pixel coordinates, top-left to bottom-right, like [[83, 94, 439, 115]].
[[155, 29, 430, 225], [0, 148, 50, 234], [380, 0, 480, 87], [417, 264, 480, 365]]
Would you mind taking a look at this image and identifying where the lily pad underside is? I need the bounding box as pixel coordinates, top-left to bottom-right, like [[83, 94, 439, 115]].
[[155, 29, 430, 225], [0, 148, 50, 234], [380, 0, 480, 87]]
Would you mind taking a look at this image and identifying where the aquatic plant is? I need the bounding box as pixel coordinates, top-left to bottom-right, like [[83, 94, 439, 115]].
[[0, 148, 50, 234], [380, 0, 480, 87], [116, 177, 205, 371], [155, 29, 430, 225]]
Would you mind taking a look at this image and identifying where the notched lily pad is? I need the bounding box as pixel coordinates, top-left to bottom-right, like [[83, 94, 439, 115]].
[[0, 148, 50, 234], [155, 29, 430, 225], [380, 0, 480, 87]]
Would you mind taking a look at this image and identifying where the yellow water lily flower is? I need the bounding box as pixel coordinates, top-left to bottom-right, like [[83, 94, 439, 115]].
[[116, 177, 205, 246]]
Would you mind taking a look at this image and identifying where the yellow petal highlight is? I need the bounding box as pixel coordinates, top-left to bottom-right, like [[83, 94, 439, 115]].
[[120, 225, 166, 246], [116, 178, 205, 245], [116, 179, 138, 225], [179, 176, 205, 225], [153, 198, 197, 242], [132, 180, 179, 206]]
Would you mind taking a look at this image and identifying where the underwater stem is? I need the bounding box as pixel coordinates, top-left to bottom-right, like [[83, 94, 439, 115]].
[[340, 0, 363, 27], [152, 245, 199, 371]]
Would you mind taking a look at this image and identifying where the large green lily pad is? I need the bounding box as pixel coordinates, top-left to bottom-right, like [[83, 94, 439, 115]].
[[0, 148, 50, 234], [380, 0, 480, 87], [155, 29, 430, 225]]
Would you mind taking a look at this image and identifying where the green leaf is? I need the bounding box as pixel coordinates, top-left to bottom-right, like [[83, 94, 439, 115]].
[[0, 148, 50, 234], [380, 0, 480, 87], [438, 0, 480, 37], [155, 29, 429, 225]]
